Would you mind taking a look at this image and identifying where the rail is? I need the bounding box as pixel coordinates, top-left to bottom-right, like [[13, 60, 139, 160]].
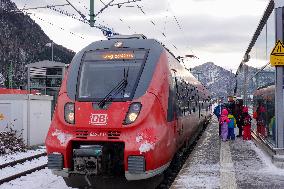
[[0, 153, 47, 185]]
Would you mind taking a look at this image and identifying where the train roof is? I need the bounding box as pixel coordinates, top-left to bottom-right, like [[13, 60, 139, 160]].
[[66, 35, 210, 100]]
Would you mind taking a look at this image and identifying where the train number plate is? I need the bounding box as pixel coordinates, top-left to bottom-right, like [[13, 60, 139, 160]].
[[90, 114, 108, 126]]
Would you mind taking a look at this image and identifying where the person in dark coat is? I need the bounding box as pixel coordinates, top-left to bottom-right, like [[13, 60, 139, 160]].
[[235, 99, 244, 137], [214, 100, 224, 136], [226, 96, 236, 115]]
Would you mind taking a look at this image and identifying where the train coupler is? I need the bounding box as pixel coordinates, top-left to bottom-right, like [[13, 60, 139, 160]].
[[73, 145, 103, 175]]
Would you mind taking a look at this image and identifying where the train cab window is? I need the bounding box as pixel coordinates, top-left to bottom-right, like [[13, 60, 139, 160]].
[[78, 50, 147, 101]]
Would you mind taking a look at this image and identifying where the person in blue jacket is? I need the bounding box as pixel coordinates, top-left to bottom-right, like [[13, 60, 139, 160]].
[[214, 102, 223, 120], [214, 99, 224, 136], [227, 111, 236, 140]]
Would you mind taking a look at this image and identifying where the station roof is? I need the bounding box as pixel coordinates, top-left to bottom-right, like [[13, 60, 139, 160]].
[[275, 0, 284, 8], [236, 0, 275, 75], [26, 60, 67, 68]]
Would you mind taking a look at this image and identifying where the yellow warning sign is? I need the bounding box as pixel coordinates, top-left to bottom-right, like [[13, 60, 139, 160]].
[[270, 40, 284, 66], [0, 113, 4, 121]]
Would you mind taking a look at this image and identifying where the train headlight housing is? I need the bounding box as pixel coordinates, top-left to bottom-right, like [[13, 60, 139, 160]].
[[123, 102, 142, 125], [64, 102, 75, 124]]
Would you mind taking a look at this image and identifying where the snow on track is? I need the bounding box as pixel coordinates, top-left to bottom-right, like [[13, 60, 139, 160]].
[[0, 156, 47, 180], [0, 149, 46, 166], [0, 168, 72, 189]]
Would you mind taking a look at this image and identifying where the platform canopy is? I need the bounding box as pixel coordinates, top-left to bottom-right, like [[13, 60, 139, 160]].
[[26, 60, 67, 68]]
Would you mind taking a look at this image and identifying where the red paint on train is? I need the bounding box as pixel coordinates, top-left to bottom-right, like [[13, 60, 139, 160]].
[[45, 35, 211, 188]]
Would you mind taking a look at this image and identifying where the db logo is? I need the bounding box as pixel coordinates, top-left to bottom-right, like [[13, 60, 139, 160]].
[[90, 114, 108, 125]]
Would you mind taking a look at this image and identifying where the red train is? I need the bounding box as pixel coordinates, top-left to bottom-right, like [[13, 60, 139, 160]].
[[45, 35, 211, 188]]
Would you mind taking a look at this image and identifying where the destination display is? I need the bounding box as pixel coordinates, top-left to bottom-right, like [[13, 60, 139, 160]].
[[84, 50, 147, 61], [102, 52, 134, 60]]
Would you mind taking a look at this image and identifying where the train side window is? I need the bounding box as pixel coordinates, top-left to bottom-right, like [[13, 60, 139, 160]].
[[167, 69, 178, 122]]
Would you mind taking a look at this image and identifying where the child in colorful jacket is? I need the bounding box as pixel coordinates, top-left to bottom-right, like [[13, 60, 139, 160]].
[[220, 109, 230, 141], [227, 111, 236, 140], [242, 107, 252, 140]]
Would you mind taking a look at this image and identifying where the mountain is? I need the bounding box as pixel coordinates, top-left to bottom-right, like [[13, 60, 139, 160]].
[[191, 62, 275, 99], [0, 0, 75, 88], [191, 62, 236, 98]]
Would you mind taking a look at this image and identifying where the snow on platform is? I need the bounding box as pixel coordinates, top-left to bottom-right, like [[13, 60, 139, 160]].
[[171, 118, 284, 189]]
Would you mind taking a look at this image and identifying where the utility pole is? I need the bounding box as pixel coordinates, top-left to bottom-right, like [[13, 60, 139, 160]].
[[45, 42, 54, 61], [90, 0, 95, 27], [228, 69, 233, 96], [192, 71, 202, 81], [51, 42, 54, 62], [243, 64, 248, 106]]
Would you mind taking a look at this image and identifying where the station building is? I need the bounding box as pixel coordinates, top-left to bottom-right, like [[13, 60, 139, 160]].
[[235, 0, 284, 165]]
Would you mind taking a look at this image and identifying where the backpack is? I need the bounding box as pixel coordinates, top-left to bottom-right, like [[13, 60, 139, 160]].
[[243, 114, 251, 126]]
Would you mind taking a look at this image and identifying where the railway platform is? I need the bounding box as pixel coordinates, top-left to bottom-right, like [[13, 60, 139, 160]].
[[170, 118, 284, 189]]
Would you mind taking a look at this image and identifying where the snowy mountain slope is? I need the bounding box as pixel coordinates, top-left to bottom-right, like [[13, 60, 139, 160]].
[[191, 62, 275, 98], [191, 62, 236, 98], [0, 0, 75, 88]]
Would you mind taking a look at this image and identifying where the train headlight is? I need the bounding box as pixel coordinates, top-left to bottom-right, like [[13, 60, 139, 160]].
[[123, 102, 142, 125], [128, 113, 138, 122], [64, 102, 75, 124]]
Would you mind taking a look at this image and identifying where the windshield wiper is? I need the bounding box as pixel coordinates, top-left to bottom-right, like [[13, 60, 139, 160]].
[[98, 68, 129, 108]]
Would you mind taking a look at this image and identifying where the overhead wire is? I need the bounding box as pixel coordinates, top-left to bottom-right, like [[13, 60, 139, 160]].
[[136, 5, 167, 38], [8, 0, 190, 57], [166, 0, 195, 55], [98, 0, 139, 34], [77, 1, 89, 11], [66, 0, 137, 36], [135, 3, 185, 58], [44, 1, 115, 35], [26, 11, 86, 40], [18, 4, 70, 11], [47, 6, 86, 23], [109, 0, 142, 8], [7, 2, 88, 40]]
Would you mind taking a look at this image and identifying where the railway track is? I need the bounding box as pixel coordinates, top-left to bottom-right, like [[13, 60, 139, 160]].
[[157, 120, 210, 189], [0, 152, 47, 185]]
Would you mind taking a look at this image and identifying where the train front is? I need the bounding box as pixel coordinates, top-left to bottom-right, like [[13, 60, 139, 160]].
[[45, 36, 176, 184]]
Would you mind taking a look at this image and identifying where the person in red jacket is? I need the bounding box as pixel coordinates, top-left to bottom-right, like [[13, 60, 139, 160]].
[[242, 106, 252, 140]]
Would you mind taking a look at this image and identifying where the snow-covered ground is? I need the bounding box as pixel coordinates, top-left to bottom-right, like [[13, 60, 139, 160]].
[[0, 148, 46, 165], [0, 168, 71, 189], [171, 118, 284, 189], [0, 147, 69, 189], [1, 119, 284, 189], [0, 156, 47, 180]]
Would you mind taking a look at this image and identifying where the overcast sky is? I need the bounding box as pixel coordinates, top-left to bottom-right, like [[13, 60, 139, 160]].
[[11, 0, 269, 71]]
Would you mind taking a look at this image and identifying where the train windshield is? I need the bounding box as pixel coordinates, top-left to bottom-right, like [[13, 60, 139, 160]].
[[78, 50, 147, 101]]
